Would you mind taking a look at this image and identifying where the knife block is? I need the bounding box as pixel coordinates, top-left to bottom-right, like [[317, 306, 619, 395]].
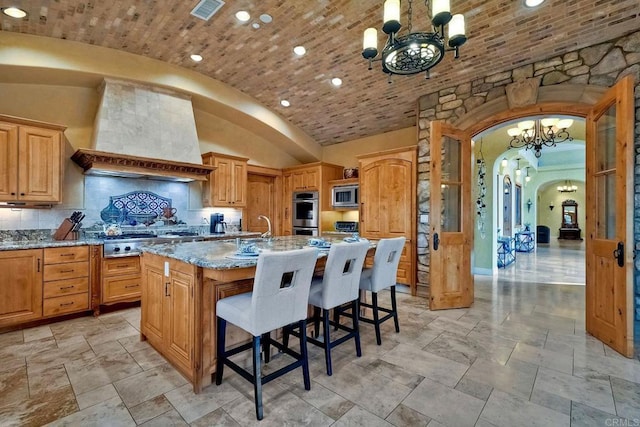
[[53, 218, 76, 240]]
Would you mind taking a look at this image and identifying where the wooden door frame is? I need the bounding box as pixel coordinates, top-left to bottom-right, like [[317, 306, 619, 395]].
[[439, 92, 635, 349]]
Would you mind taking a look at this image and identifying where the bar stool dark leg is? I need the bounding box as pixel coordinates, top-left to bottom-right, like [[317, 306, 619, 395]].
[[313, 306, 321, 338], [215, 316, 226, 385], [252, 336, 263, 420], [322, 309, 332, 376], [391, 285, 400, 333], [371, 292, 381, 345], [352, 299, 362, 357], [299, 319, 311, 390], [262, 332, 271, 363]]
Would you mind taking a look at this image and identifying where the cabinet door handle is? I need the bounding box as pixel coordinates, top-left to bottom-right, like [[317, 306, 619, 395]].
[[59, 269, 74, 273], [60, 253, 74, 257], [10, 192, 16, 196], [165, 282, 171, 296], [60, 302, 74, 307], [37, 258, 41, 272], [60, 285, 75, 290], [125, 284, 139, 289], [20, 193, 25, 196]]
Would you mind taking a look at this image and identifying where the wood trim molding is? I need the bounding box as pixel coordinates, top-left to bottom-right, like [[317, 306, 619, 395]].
[[71, 149, 216, 182]]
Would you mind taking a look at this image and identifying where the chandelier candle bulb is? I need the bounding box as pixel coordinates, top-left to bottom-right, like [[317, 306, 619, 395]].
[[383, 0, 402, 34], [448, 14, 467, 49], [540, 118, 558, 128], [363, 28, 378, 51], [432, 0, 452, 27]]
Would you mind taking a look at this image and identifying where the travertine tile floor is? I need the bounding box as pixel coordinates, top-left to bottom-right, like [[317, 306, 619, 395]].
[[1, 243, 639, 426]]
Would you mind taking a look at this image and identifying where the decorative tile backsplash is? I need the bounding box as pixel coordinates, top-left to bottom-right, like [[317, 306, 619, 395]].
[[0, 175, 242, 232]]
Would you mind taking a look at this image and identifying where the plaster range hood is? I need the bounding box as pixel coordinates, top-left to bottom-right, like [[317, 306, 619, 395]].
[[71, 78, 215, 182]]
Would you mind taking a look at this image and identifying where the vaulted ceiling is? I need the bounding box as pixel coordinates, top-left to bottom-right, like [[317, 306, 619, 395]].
[[1, 0, 638, 146]]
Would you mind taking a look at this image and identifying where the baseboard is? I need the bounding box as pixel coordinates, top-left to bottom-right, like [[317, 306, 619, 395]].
[[473, 267, 493, 276]]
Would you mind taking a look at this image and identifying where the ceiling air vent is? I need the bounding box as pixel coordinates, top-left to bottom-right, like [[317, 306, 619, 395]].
[[190, 0, 225, 21]]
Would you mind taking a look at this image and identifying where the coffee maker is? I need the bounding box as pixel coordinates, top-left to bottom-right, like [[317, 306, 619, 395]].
[[210, 213, 225, 234]]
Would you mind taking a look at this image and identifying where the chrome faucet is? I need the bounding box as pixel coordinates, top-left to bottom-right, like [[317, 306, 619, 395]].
[[258, 215, 272, 239]]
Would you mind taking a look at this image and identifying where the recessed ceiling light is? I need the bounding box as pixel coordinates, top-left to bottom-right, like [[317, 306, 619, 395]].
[[2, 7, 27, 18], [293, 46, 306, 56], [280, 100, 290, 107], [259, 14, 272, 23], [524, 0, 545, 7], [190, 54, 203, 62], [235, 11, 250, 22], [252, 22, 260, 29], [331, 78, 343, 87]]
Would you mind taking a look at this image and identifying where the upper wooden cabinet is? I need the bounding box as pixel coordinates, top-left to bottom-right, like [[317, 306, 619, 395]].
[[0, 116, 65, 204], [201, 152, 249, 208], [282, 163, 343, 212]]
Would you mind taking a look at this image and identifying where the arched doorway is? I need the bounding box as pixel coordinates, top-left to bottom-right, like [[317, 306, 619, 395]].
[[423, 78, 635, 356]]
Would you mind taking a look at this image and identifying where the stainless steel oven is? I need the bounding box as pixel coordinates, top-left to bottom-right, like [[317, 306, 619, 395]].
[[292, 191, 319, 228], [293, 226, 319, 236]]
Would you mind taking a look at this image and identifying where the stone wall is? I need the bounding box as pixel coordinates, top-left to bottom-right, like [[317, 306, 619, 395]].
[[416, 29, 640, 330]]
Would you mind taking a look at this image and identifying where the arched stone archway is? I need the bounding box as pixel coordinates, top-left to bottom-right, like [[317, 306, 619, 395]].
[[415, 29, 640, 307]]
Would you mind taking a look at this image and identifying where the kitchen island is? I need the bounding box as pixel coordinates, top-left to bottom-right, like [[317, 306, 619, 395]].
[[140, 236, 349, 393]]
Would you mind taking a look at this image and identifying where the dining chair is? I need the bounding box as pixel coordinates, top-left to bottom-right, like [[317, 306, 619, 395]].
[[303, 240, 370, 376], [358, 236, 405, 345], [215, 248, 317, 420]]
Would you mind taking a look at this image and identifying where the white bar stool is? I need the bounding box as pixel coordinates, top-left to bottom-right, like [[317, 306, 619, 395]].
[[358, 237, 405, 345], [215, 248, 317, 420], [304, 241, 370, 376]]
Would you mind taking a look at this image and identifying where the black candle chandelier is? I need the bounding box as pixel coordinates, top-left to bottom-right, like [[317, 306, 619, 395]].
[[507, 118, 574, 158], [361, 0, 467, 79]]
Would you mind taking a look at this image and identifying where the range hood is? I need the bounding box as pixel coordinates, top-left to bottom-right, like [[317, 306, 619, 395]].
[[72, 78, 215, 182]]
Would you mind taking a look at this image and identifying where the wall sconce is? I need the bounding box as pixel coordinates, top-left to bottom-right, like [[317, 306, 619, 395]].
[[549, 202, 554, 211], [526, 198, 532, 212]]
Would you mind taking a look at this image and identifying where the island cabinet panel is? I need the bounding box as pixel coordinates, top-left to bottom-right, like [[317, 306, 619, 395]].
[[0, 249, 43, 328], [166, 267, 195, 374], [141, 253, 196, 381]]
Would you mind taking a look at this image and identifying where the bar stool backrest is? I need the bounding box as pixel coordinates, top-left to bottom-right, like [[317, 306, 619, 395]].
[[250, 248, 317, 335], [319, 241, 370, 309], [368, 237, 406, 292]]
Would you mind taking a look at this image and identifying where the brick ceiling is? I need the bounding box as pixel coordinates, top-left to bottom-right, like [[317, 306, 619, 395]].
[[1, 1, 638, 146]]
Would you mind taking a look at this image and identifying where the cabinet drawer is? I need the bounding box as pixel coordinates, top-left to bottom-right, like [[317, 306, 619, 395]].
[[44, 261, 89, 281], [102, 274, 141, 304], [44, 246, 89, 264], [43, 277, 88, 298], [43, 292, 89, 317], [103, 257, 140, 276]]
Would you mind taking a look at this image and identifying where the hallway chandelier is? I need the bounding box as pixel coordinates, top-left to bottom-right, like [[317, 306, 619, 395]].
[[557, 180, 578, 193], [507, 118, 574, 158], [362, 0, 467, 79]]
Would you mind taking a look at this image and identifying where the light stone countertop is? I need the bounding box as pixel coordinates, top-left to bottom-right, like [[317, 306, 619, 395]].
[[0, 238, 104, 251], [0, 231, 260, 251], [141, 235, 371, 270]]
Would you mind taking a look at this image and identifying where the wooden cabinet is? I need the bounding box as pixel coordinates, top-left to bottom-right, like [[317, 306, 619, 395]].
[[282, 162, 344, 217], [101, 257, 141, 304], [42, 246, 90, 317], [358, 147, 417, 292], [290, 168, 319, 191], [202, 152, 248, 207], [0, 249, 43, 327], [0, 116, 65, 204], [141, 252, 196, 378]]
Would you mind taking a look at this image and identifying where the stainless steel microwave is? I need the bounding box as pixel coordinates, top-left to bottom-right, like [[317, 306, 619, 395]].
[[332, 185, 358, 208]]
